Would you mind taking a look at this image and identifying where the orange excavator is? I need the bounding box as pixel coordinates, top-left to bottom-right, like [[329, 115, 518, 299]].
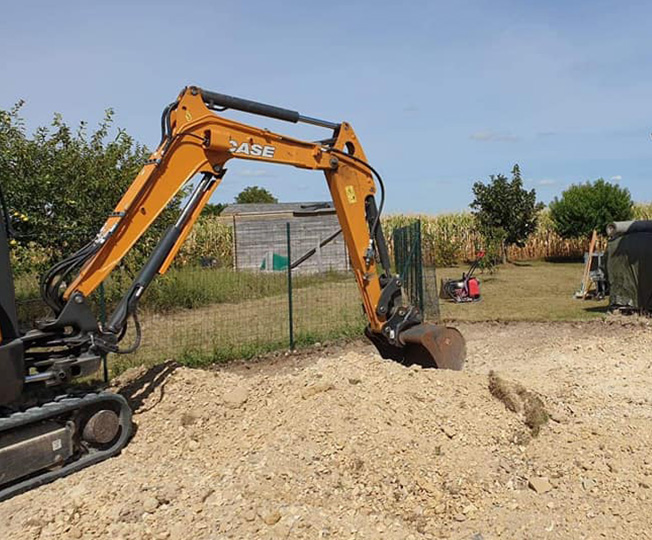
[[0, 86, 465, 500]]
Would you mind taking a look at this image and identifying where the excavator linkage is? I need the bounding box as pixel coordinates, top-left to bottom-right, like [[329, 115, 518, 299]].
[[0, 85, 465, 501]]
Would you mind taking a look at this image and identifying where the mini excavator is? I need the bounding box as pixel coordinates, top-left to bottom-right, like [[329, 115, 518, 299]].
[[0, 86, 466, 500]]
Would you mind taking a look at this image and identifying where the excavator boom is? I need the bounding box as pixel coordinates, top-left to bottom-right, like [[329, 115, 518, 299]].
[[0, 86, 465, 500]]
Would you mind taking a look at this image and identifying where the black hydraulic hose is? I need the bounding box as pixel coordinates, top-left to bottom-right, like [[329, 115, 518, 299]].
[[159, 101, 178, 146], [112, 311, 142, 354], [40, 240, 100, 312]]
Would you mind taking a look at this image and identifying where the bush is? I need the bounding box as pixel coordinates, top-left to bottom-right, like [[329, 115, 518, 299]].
[[549, 179, 633, 238], [0, 103, 178, 275]]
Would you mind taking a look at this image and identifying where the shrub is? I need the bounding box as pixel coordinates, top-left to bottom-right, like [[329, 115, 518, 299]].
[[549, 179, 633, 238]]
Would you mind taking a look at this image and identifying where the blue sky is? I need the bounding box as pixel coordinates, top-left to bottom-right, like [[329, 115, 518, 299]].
[[1, 0, 650, 213]]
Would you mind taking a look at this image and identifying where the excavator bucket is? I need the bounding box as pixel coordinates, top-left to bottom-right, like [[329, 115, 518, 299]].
[[366, 323, 466, 370], [399, 323, 466, 370]]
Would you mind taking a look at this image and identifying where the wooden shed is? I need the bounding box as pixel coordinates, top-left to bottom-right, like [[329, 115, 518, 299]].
[[221, 202, 349, 274]]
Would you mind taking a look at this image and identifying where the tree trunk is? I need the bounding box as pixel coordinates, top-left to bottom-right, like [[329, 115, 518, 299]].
[[501, 241, 508, 264]]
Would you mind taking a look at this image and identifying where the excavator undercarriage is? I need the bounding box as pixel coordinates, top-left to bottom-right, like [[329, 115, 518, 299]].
[[0, 86, 465, 500]]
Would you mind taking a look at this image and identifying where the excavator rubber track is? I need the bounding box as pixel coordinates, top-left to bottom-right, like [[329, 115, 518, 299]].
[[0, 392, 132, 502]]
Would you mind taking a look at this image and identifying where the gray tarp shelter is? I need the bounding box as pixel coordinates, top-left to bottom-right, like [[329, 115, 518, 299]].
[[606, 220, 652, 312]]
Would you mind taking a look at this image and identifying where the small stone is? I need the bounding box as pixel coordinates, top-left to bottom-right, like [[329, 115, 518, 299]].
[[188, 439, 200, 451], [156, 484, 178, 504], [223, 387, 248, 408], [301, 382, 334, 399], [198, 487, 214, 503], [262, 510, 282, 525], [640, 481, 650, 489], [143, 496, 159, 513], [454, 513, 467, 522], [243, 508, 257, 522], [463, 503, 478, 515], [68, 527, 82, 539], [348, 378, 362, 385], [115, 502, 143, 523], [528, 477, 552, 494], [442, 425, 456, 439], [582, 478, 596, 491], [416, 477, 441, 498]]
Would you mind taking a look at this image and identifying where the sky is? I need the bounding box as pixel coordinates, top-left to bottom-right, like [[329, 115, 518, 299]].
[[1, 0, 651, 214]]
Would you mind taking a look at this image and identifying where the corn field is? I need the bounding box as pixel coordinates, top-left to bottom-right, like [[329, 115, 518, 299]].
[[176, 217, 234, 268], [178, 205, 652, 269], [11, 204, 652, 276]]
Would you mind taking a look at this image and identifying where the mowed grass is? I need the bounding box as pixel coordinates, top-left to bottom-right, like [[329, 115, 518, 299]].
[[109, 260, 605, 374], [111, 280, 366, 374], [435, 260, 608, 321]]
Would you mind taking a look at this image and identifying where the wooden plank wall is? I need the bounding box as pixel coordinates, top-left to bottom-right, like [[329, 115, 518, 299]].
[[234, 215, 349, 274]]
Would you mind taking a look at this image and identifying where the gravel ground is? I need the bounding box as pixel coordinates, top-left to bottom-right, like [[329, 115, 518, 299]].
[[1, 320, 651, 540]]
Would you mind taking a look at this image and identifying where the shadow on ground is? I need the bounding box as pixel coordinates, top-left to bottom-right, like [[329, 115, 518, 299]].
[[117, 360, 179, 414]]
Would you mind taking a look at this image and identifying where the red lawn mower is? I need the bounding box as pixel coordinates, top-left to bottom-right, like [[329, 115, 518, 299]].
[[440, 251, 485, 303]]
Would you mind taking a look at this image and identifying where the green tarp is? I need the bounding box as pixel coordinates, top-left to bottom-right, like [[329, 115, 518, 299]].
[[260, 253, 288, 271], [606, 220, 652, 312]]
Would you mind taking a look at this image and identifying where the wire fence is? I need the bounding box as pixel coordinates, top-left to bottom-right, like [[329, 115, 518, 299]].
[[13, 221, 375, 374]]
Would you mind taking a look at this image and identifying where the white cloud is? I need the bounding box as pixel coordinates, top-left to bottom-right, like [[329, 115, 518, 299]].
[[234, 168, 276, 178], [610, 175, 622, 181], [469, 131, 519, 142]]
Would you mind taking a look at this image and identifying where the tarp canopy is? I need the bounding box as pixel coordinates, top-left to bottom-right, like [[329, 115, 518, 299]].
[[606, 221, 652, 312]]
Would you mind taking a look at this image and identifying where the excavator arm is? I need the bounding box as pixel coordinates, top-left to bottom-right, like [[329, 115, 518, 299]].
[[0, 86, 465, 501], [37, 86, 465, 370]]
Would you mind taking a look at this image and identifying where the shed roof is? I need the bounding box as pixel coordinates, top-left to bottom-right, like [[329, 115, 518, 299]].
[[221, 201, 334, 217]]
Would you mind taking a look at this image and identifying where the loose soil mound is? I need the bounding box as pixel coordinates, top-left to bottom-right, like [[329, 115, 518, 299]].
[[1, 321, 651, 539]]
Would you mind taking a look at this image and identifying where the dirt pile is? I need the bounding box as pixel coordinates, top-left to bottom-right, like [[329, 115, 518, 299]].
[[1, 322, 651, 539]]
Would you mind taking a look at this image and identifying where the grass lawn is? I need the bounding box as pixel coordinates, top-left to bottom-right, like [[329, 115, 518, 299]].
[[14, 259, 608, 375], [434, 260, 608, 322]]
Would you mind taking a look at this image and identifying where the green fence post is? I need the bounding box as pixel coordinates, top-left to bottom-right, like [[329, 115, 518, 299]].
[[98, 283, 109, 383], [286, 222, 295, 350], [416, 220, 425, 313]]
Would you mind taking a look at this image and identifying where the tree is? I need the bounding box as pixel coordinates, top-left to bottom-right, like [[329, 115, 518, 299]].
[[549, 179, 633, 238], [470, 164, 544, 263], [0, 102, 178, 273], [234, 185, 277, 204]]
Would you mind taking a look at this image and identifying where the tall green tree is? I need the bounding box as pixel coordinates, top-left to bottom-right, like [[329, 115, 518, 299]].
[[549, 179, 633, 238], [234, 185, 277, 204], [0, 102, 177, 273], [470, 164, 544, 263]]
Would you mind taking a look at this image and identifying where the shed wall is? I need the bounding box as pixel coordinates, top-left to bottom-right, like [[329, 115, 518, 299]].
[[234, 215, 349, 274]]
